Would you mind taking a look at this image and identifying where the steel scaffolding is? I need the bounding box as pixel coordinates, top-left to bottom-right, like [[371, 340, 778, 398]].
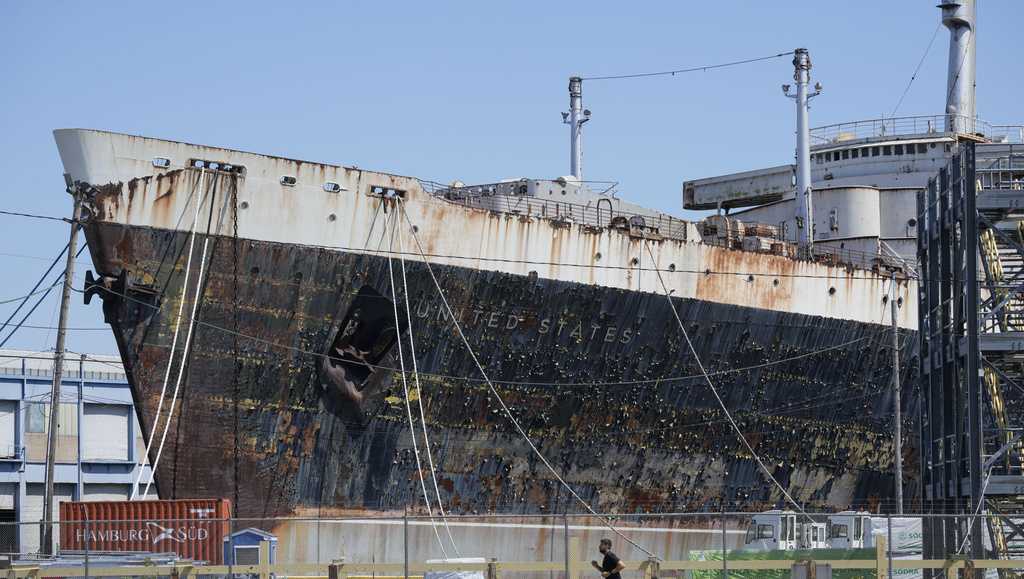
[[919, 140, 1024, 563]]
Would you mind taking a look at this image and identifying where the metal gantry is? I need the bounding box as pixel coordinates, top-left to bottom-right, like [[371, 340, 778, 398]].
[[919, 141, 1024, 562]]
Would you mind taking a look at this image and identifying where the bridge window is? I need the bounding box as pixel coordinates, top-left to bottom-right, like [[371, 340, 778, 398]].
[[841, 150, 849, 160], [852, 149, 859, 159], [872, 146, 880, 156], [883, 145, 892, 155], [829, 523, 849, 539], [746, 524, 776, 543], [895, 144, 904, 155], [918, 143, 928, 154]]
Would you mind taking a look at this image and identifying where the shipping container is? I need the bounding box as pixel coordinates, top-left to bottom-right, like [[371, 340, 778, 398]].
[[59, 499, 231, 564]]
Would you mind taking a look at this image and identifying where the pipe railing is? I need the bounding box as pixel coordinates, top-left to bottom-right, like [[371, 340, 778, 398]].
[[424, 184, 691, 242], [810, 115, 1024, 145], [422, 183, 916, 275]]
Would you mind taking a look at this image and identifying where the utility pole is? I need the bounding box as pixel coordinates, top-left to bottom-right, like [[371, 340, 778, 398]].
[[891, 271, 904, 514], [784, 48, 821, 253], [41, 175, 83, 554]]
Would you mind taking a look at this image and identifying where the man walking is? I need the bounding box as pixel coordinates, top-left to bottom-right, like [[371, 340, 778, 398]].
[[592, 539, 625, 579]]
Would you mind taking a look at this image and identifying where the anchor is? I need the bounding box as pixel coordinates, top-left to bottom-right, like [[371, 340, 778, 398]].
[[83, 270, 158, 324]]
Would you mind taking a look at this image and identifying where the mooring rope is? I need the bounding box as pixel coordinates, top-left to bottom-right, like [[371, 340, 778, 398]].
[[399, 197, 657, 559], [132, 168, 208, 500], [384, 208, 449, 558]]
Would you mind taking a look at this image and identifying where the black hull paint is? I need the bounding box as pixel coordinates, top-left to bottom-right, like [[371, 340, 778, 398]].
[[86, 221, 918, 518]]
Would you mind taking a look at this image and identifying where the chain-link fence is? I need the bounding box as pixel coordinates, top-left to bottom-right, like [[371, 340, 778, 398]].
[[2, 512, 1023, 579]]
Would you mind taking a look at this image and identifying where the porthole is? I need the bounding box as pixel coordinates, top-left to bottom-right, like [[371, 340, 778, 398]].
[[152, 157, 171, 168], [828, 287, 837, 296], [328, 213, 337, 222], [280, 175, 297, 186], [239, 201, 250, 210], [668, 263, 676, 272], [323, 181, 346, 193]]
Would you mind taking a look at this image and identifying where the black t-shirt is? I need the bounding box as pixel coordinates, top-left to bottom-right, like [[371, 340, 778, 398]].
[[602, 551, 622, 579]]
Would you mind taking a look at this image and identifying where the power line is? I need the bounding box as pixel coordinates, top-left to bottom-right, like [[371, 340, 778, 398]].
[[0, 352, 121, 364], [0, 243, 89, 349], [581, 51, 794, 81], [62, 349, 125, 370], [0, 282, 66, 307], [0, 243, 69, 336], [891, 22, 943, 118], [0, 209, 67, 223], [0, 252, 91, 268], [13, 324, 107, 332]]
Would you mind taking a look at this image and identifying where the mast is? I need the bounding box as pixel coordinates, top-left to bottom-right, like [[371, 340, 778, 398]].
[[41, 176, 82, 554], [940, 1, 976, 134], [784, 48, 820, 250], [562, 76, 590, 180]]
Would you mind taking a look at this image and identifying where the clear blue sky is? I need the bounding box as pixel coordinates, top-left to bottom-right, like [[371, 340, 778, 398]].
[[0, 1, 1021, 356]]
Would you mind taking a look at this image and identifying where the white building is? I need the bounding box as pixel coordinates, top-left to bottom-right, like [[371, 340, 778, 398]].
[[0, 349, 154, 554]]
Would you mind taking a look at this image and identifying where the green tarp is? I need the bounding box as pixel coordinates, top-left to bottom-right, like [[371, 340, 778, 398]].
[[687, 548, 879, 579]]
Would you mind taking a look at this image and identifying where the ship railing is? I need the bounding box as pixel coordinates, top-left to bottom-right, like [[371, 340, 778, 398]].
[[421, 182, 691, 242], [977, 149, 1024, 184], [416, 179, 450, 194], [0, 362, 126, 382], [700, 231, 916, 275], [810, 114, 1024, 145], [424, 180, 914, 274]]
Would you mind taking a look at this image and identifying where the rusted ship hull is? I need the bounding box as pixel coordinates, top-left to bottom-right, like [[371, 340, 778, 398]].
[[86, 219, 916, 517], [56, 128, 919, 520]]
